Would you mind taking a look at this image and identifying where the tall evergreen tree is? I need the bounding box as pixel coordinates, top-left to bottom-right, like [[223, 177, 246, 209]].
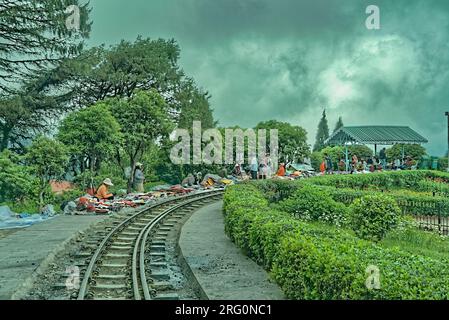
[[313, 110, 330, 152], [333, 116, 344, 134], [0, 0, 91, 94]]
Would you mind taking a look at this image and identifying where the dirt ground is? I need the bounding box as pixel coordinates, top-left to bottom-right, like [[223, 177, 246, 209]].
[[0, 228, 21, 240]]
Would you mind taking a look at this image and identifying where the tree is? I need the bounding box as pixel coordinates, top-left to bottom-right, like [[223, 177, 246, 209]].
[[25, 136, 69, 209], [348, 145, 373, 160], [333, 116, 344, 134], [177, 79, 215, 130], [0, 86, 62, 152], [386, 144, 427, 161], [57, 102, 122, 185], [0, 149, 37, 203], [40, 37, 184, 110], [313, 110, 330, 152], [0, 0, 91, 93], [109, 90, 175, 193], [256, 120, 310, 163]]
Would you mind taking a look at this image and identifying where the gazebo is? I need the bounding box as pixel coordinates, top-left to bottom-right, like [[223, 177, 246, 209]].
[[325, 126, 428, 171]]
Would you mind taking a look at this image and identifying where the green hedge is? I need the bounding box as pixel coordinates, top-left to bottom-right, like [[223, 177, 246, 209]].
[[276, 184, 348, 227], [307, 170, 449, 190], [224, 184, 449, 300], [315, 185, 449, 217], [349, 194, 401, 242]]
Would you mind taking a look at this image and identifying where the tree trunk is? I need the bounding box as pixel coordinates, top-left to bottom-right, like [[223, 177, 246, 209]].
[[127, 158, 136, 194], [39, 188, 45, 213], [0, 126, 11, 152]]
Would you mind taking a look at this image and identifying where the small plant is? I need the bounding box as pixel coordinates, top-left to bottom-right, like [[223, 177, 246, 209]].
[[349, 194, 401, 242], [277, 184, 348, 227]]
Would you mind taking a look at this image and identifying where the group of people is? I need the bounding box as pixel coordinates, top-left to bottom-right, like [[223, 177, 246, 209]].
[[320, 148, 416, 174]]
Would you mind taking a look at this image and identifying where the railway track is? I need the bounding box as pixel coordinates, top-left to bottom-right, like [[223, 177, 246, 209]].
[[76, 189, 223, 300]]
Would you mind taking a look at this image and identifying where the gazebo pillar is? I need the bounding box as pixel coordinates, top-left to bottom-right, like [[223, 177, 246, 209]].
[[345, 145, 349, 172]]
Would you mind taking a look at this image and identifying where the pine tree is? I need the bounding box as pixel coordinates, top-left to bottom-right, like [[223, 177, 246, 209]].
[[333, 116, 344, 134], [313, 110, 330, 152]]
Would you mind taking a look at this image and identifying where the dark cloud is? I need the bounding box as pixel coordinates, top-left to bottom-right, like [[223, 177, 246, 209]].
[[88, 0, 449, 155]]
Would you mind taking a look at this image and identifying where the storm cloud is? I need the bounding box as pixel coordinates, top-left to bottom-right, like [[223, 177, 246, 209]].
[[88, 0, 449, 155]]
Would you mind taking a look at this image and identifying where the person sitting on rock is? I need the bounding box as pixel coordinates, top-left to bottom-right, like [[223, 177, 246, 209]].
[[95, 178, 114, 200]]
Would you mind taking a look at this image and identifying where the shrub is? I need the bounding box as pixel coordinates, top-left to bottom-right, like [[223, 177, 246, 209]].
[[253, 179, 301, 202], [349, 194, 402, 242], [224, 184, 449, 300], [277, 184, 349, 227], [0, 150, 39, 203]]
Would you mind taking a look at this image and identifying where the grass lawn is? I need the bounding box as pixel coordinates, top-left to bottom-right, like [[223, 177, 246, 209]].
[[380, 226, 449, 261]]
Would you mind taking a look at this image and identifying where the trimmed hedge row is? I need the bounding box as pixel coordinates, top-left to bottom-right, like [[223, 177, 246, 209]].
[[312, 185, 449, 217], [223, 184, 449, 300], [308, 170, 449, 191]]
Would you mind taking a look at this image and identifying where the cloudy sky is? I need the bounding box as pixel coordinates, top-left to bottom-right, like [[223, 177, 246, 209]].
[[87, 0, 449, 155]]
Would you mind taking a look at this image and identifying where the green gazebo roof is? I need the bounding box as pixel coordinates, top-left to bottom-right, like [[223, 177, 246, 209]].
[[325, 126, 428, 146]]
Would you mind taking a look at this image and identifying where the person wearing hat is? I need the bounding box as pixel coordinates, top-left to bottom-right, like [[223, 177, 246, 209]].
[[95, 178, 114, 200], [134, 162, 145, 193]]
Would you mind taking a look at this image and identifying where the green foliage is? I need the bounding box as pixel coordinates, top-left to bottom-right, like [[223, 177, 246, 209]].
[[224, 184, 449, 300], [109, 90, 175, 191], [438, 158, 448, 171], [333, 116, 344, 133], [25, 136, 69, 207], [310, 151, 324, 171], [277, 184, 348, 227], [0, 150, 38, 202], [255, 120, 310, 162], [253, 179, 301, 203], [57, 102, 122, 174], [317, 145, 373, 170], [349, 194, 402, 242], [308, 170, 449, 190], [386, 144, 427, 161], [0, 0, 91, 92], [313, 110, 329, 152], [382, 225, 449, 261]]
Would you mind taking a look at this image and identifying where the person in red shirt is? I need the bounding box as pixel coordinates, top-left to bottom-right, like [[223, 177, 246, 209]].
[[95, 178, 114, 200], [276, 163, 286, 176]]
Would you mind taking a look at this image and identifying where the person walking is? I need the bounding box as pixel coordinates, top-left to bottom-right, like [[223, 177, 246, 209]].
[[133, 162, 145, 193], [250, 155, 258, 180]]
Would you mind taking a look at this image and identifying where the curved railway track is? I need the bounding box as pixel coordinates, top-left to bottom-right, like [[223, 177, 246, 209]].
[[76, 190, 223, 300]]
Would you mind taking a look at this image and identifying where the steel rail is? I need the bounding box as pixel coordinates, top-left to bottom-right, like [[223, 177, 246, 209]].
[[133, 192, 222, 300], [77, 189, 222, 300]]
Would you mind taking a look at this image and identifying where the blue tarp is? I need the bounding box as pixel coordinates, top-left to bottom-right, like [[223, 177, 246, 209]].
[[0, 205, 54, 230]]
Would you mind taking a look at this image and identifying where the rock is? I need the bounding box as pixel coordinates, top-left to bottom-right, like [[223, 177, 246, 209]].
[[42, 204, 55, 216], [63, 202, 77, 215]]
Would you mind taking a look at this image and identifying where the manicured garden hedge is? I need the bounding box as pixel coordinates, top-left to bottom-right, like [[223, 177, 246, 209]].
[[310, 184, 449, 217], [307, 170, 449, 191], [223, 183, 449, 300]]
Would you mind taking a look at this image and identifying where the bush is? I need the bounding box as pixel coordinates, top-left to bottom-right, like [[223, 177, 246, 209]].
[[277, 184, 349, 227], [0, 150, 38, 203], [349, 194, 402, 242], [253, 179, 301, 203], [224, 184, 449, 300]]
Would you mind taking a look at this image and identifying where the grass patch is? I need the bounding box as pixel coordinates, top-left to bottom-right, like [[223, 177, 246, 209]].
[[381, 226, 449, 261]]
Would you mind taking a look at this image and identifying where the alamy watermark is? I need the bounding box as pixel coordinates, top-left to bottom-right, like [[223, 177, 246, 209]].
[[365, 265, 381, 290], [65, 265, 80, 291], [65, 5, 80, 31], [366, 5, 380, 30], [170, 121, 279, 166]]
